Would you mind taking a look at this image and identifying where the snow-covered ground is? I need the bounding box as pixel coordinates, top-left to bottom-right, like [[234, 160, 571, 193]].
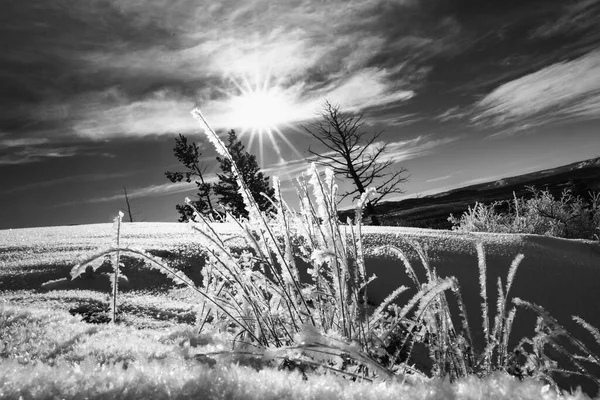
[[1, 222, 599, 394], [3, 222, 599, 339], [2, 222, 599, 331]]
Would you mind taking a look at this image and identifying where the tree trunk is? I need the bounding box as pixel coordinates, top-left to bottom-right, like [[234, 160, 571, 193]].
[[194, 164, 218, 221], [345, 160, 380, 226], [365, 202, 380, 226], [123, 187, 134, 222]]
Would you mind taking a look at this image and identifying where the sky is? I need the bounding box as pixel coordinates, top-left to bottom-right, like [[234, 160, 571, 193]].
[[1, 0, 600, 229]]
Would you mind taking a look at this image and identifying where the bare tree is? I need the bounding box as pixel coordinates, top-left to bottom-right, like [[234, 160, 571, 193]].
[[304, 100, 409, 225], [122, 186, 135, 222], [121, 186, 145, 222]]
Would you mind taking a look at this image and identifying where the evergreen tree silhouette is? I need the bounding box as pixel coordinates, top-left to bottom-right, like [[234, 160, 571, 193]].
[[214, 130, 275, 219]]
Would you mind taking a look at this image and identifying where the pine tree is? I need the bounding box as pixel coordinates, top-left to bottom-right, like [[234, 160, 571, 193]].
[[214, 130, 275, 219], [165, 134, 218, 222]]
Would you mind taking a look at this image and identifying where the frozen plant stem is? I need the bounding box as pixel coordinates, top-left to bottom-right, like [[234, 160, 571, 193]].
[[111, 211, 123, 324]]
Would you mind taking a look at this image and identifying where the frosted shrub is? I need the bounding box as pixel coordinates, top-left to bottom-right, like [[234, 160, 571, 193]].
[[448, 201, 515, 233], [449, 188, 600, 239]]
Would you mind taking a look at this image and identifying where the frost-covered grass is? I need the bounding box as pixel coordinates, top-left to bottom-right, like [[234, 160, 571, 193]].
[[0, 303, 592, 400]]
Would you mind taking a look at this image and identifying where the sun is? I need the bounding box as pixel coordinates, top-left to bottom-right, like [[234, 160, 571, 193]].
[[225, 73, 305, 167], [229, 87, 289, 133]]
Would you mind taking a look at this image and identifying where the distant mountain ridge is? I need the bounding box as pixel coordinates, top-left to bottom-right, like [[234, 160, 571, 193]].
[[340, 156, 600, 229]]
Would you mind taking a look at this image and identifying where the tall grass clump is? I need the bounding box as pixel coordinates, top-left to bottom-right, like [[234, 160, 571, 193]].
[[185, 108, 473, 380], [186, 109, 600, 390], [66, 109, 600, 395], [66, 109, 449, 381], [449, 188, 600, 239]]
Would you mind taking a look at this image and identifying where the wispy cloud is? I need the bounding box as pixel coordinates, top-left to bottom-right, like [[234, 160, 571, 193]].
[[0, 137, 50, 148], [471, 49, 600, 134], [1, 0, 462, 141], [529, 0, 600, 39], [72, 174, 220, 205], [0, 143, 114, 165], [262, 157, 311, 180], [404, 173, 509, 199], [376, 136, 460, 164], [371, 112, 422, 127], [70, 89, 199, 138], [426, 174, 453, 183], [436, 106, 470, 122]]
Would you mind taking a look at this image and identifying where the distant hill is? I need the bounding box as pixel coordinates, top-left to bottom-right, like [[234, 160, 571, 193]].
[[340, 157, 600, 229]]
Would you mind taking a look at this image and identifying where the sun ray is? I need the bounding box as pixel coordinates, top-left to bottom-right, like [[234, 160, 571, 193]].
[[270, 126, 305, 160], [264, 128, 285, 161], [262, 66, 272, 92], [229, 77, 246, 95], [247, 130, 257, 154], [259, 127, 265, 167], [254, 68, 262, 93], [242, 74, 254, 94]]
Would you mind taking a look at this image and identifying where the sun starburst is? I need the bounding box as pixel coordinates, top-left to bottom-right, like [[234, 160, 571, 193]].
[[225, 72, 305, 168]]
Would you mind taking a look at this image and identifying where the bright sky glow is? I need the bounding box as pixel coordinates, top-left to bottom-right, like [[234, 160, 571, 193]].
[[224, 73, 306, 167], [229, 88, 291, 132]]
